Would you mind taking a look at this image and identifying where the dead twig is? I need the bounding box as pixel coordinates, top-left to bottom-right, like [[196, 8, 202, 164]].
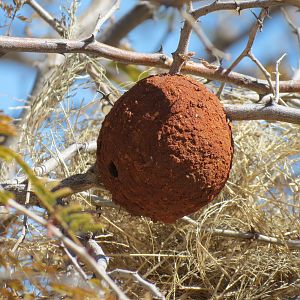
[[109, 269, 165, 300], [5, 141, 96, 185], [91, 0, 120, 39], [25, 0, 65, 35], [273, 53, 287, 104], [217, 9, 268, 96]]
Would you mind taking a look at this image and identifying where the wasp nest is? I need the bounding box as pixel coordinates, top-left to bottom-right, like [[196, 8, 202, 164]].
[[96, 74, 233, 223]]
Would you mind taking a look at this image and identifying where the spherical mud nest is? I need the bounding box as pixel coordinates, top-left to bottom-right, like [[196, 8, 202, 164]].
[[96, 74, 233, 223]]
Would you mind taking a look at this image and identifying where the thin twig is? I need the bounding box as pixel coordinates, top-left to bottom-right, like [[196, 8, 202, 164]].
[[25, 0, 65, 35], [63, 242, 89, 280], [217, 9, 268, 96], [5, 141, 96, 185], [11, 181, 31, 253], [281, 8, 300, 80], [92, 0, 120, 38], [274, 53, 287, 104], [109, 269, 166, 300], [248, 52, 274, 95]]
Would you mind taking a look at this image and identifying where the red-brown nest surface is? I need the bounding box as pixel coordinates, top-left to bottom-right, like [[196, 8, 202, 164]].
[[96, 74, 233, 223]]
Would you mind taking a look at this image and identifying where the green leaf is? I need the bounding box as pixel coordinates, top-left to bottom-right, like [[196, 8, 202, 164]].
[[0, 113, 16, 137], [0, 146, 56, 207], [0, 190, 14, 204]]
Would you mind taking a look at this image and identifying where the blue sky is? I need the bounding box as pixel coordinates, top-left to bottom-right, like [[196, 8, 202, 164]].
[[0, 0, 299, 117]]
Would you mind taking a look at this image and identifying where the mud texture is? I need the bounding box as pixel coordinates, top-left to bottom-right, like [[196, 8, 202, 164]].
[[96, 74, 233, 223]]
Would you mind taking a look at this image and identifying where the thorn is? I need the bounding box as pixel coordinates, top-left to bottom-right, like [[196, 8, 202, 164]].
[[156, 45, 163, 53], [233, 0, 241, 14], [56, 42, 67, 46], [250, 10, 264, 30], [97, 90, 114, 106], [81, 34, 95, 44]]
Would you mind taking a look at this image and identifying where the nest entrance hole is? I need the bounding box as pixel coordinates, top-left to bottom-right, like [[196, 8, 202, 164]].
[[108, 161, 118, 178]]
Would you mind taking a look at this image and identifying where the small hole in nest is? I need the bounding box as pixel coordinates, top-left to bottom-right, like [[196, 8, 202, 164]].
[[108, 161, 118, 178]]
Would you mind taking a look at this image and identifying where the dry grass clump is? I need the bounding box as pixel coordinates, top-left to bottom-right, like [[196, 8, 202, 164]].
[[3, 59, 299, 299], [95, 121, 300, 299]]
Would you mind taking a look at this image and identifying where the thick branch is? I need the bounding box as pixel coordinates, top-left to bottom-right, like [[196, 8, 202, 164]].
[[0, 36, 299, 94]]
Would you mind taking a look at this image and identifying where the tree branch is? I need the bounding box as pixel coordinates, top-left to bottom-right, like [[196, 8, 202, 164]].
[[0, 36, 299, 94], [25, 0, 65, 35], [182, 216, 300, 249], [224, 103, 300, 124], [5, 141, 97, 185], [169, 3, 193, 74], [109, 269, 165, 300], [193, 0, 300, 19], [217, 9, 269, 96], [101, 2, 157, 46]]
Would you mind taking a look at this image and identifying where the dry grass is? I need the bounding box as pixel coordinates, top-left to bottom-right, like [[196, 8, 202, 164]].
[[2, 54, 300, 299]]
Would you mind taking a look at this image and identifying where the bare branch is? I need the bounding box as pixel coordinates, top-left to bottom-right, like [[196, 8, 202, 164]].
[[11, 182, 30, 253], [101, 2, 157, 46], [25, 0, 65, 35], [109, 269, 165, 300], [63, 242, 90, 281], [248, 52, 274, 94], [5, 141, 97, 185], [274, 53, 287, 104], [169, 3, 193, 74], [224, 103, 300, 124], [1, 36, 297, 94], [193, 0, 300, 19], [86, 239, 109, 273], [217, 9, 268, 96], [92, 0, 120, 38], [2, 165, 101, 207], [147, 0, 188, 7]]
